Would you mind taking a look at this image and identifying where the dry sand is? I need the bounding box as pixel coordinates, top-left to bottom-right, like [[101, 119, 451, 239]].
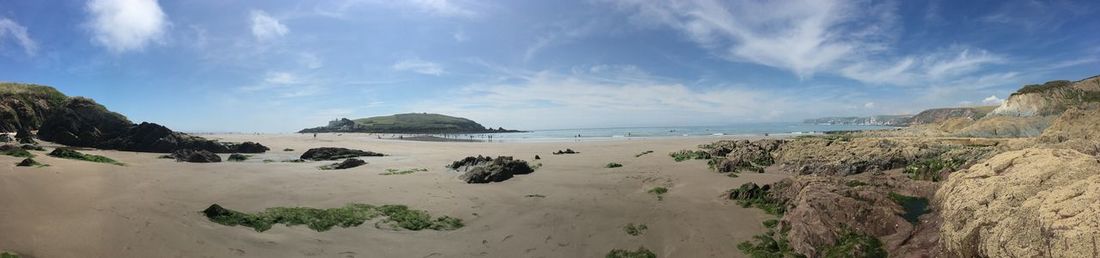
[[1, 134, 789, 258]]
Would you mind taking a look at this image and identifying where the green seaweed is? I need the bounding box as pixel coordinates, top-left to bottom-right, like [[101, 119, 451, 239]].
[[669, 150, 710, 162], [647, 187, 669, 201], [635, 150, 654, 157], [380, 168, 428, 175], [888, 192, 929, 224], [48, 148, 123, 165], [606, 162, 623, 168], [202, 203, 463, 232], [821, 229, 888, 258], [623, 223, 648, 236], [606, 247, 657, 258]]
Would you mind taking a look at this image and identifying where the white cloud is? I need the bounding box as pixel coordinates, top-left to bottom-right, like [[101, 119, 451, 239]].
[[85, 0, 168, 53], [264, 72, 299, 85], [405, 0, 477, 18], [392, 58, 444, 75], [864, 102, 875, 108], [610, 0, 897, 78], [982, 95, 1004, 105], [453, 30, 468, 42], [313, 0, 478, 19], [251, 10, 288, 40], [839, 47, 1005, 86], [299, 53, 323, 69], [0, 18, 37, 55], [406, 68, 864, 129]]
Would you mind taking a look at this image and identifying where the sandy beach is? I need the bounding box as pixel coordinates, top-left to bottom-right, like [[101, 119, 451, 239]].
[[0, 134, 789, 258]]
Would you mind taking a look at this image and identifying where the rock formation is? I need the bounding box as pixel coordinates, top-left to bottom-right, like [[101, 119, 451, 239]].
[[320, 158, 367, 170], [170, 149, 222, 163], [937, 148, 1100, 257], [449, 156, 534, 183], [37, 98, 268, 153], [299, 147, 384, 161], [0, 82, 68, 132], [299, 113, 524, 134]]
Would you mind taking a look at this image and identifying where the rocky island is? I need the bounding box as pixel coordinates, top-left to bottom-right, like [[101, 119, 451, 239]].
[[299, 113, 524, 134]]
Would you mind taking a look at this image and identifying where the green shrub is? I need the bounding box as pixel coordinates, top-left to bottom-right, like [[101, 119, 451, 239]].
[[48, 148, 122, 165], [623, 223, 648, 236], [669, 150, 710, 162], [606, 162, 623, 168], [606, 247, 657, 258], [202, 203, 463, 232]]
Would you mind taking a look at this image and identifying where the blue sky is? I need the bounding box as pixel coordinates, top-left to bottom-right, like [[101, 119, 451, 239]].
[[1, 0, 1098, 132]]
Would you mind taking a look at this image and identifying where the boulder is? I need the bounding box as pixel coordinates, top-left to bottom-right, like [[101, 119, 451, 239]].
[[321, 158, 367, 170], [937, 148, 1100, 257], [15, 127, 35, 144], [300, 147, 384, 161], [171, 149, 222, 163], [16, 158, 40, 167], [233, 142, 269, 153], [0, 134, 9, 143], [768, 175, 941, 257], [704, 139, 784, 173], [227, 153, 248, 162], [450, 156, 534, 183], [553, 149, 578, 155]]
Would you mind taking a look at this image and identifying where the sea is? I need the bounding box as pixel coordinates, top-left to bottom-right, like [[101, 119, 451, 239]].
[[437, 123, 896, 142]]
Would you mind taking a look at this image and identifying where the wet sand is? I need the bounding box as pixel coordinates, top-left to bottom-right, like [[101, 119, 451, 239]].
[[0, 134, 789, 258]]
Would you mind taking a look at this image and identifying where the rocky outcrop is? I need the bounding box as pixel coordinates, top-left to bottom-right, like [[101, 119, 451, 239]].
[[170, 149, 222, 163], [320, 158, 367, 170], [771, 137, 985, 176], [907, 107, 994, 125], [937, 148, 1100, 257], [449, 156, 534, 183], [1038, 106, 1100, 143], [768, 175, 942, 257], [703, 139, 785, 173], [954, 115, 1054, 138], [37, 98, 268, 153], [0, 82, 68, 132], [803, 115, 913, 126], [299, 147, 384, 161]]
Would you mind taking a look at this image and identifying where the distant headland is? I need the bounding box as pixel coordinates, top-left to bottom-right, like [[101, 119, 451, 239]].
[[298, 113, 525, 134]]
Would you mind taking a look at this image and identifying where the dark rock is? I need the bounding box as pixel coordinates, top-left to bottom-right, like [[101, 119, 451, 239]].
[[227, 153, 248, 162], [727, 183, 771, 200], [534, 155, 540, 160], [300, 147, 384, 161], [15, 127, 35, 144], [20, 144, 44, 151], [16, 158, 40, 167], [321, 158, 367, 170], [202, 204, 231, 219], [171, 149, 222, 163], [450, 156, 534, 183], [233, 142, 269, 153], [0, 134, 10, 142], [553, 149, 578, 155]]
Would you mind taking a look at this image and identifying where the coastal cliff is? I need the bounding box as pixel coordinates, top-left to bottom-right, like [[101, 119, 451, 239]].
[[0, 83, 68, 132]]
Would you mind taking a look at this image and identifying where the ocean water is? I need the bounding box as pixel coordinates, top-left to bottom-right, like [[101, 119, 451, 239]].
[[442, 123, 895, 142]]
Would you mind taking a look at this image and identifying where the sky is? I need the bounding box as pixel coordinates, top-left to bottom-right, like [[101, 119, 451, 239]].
[[1, 0, 1099, 132]]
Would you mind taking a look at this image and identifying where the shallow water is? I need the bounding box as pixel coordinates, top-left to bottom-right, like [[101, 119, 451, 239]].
[[435, 123, 895, 142]]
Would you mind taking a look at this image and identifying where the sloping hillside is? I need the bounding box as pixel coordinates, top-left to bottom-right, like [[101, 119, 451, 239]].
[[0, 82, 69, 132]]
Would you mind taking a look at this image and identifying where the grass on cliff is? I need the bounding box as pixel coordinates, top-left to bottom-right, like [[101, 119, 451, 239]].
[[48, 148, 123, 165], [605, 247, 656, 258], [1013, 80, 1072, 95], [670, 150, 710, 162], [203, 203, 463, 232], [888, 192, 930, 224]]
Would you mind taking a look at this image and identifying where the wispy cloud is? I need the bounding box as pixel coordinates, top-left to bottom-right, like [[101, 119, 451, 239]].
[[609, 0, 898, 78], [85, 0, 169, 53], [392, 58, 445, 76], [251, 10, 289, 40], [839, 47, 1005, 86], [299, 52, 323, 69], [313, 0, 480, 19], [0, 18, 37, 56]]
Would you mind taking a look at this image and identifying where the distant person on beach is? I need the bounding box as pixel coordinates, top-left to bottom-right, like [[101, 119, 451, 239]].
[[313, 133, 317, 138]]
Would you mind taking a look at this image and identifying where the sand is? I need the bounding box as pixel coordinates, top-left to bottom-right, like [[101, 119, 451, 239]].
[[0, 134, 790, 258]]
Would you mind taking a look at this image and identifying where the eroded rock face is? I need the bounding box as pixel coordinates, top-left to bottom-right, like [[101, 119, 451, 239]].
[[300, 147, 384, 161], [770, 175, 942, 257], [449, 156, 534, 183], [937, 148, 1100, 257], [170, 149, 222, 163]]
